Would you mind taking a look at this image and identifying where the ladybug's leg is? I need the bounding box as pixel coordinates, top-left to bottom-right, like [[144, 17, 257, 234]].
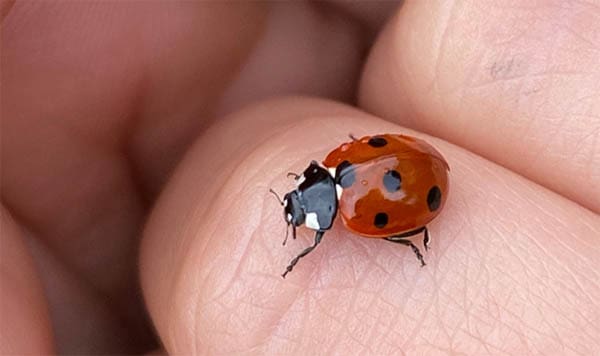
[[282, 230, 324, 278], [282, 224, 290, 246], [384, 238, 426, 267], [282, 224, 299, 246], [287, 172, 300, 180], [385, 227, 428, 267]]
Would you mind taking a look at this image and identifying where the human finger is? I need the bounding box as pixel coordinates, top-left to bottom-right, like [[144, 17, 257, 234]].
[[141, 97, 599, 354], [1, 1, 267, 351], [0, 207, 55, 354], [359, 0, 600, 212]]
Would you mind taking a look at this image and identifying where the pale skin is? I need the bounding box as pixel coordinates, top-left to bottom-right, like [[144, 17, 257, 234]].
[[1, 1, 599, 355]]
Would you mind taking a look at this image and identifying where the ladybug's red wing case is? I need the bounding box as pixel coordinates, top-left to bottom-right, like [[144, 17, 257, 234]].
[[322, 134, 449, 237], [323, 134, 448, 169]]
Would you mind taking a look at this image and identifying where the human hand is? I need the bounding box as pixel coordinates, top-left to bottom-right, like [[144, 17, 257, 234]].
[[2, 1, 598, 354]]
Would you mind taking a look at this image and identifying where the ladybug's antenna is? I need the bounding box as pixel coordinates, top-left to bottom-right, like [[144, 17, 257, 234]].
[[348, 133, 358, 141], [269, 188, 284, 206], [282, 224, 290, 246]]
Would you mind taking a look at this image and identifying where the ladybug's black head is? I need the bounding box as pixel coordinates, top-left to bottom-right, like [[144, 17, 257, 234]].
[[283, 190, 304, 227], [281, 161, 338, 232]]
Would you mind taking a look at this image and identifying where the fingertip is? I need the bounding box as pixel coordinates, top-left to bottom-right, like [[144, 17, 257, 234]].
[[140, 96, 599, 354], [140, 96, 462, 352], [360, 1, 600, 212]]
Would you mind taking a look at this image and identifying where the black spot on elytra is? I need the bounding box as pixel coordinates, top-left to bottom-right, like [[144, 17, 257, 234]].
[[336, 160, 355, 188], [427, 186, 442, 212], [368, 136, 388, 147], [374, 212, 388, 228], [383, 170, 402, 192]]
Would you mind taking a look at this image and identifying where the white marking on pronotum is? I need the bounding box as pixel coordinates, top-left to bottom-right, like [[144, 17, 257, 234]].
[[283, 198, 288, 207], [336, 184, 343, 200], [296, 174, 306, 186], [286, 213, 293, 222], [327, 167, 336, 178], [305, 212, 320, 230]]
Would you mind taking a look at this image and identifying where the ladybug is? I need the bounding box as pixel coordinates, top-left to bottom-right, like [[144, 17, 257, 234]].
[[271, 134, 449, 278]]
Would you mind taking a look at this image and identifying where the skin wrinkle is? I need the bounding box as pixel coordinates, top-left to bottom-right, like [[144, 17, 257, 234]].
[[528, 282, 585, 342], [466, 306, 505, 353], [465, 288, 496, 346], [322, 278, 359, 350], [287, 293, 309, 354], [382, 296, 401, 350], [437, 277, 474, 347], [194, 227, 259, 352], [376, 16, 414, 126], [555, 12, 600, 53], [376, 260, 423, 347], [307, 290, 346, 353], [534, 295, 582, 352], [573, 124, 600, 180], [431, 291, 454, 351], [532, 194, 598, 259], [486, 297, 519, 352], [165, 202, 209, 354], [368, 298, 401, 353], [268, 288, 305, 352], [206, 189, 267, 299], [234, 302, 278, 353], [362, 261, 396, 349], [399, 281, 438, 351], [459, 246, 479, 344], [561, 132, 596, 180], [442, 170, 592, 354], [496, 307, 542, 353], [353, 267, 390, 350], [430, 0, 458, 97], [502, 307, 571, 354], [524, 117, 575, 178], [183, 195, 232, 354], [324, 248, 378, 349], [464, 70, 597, 93]]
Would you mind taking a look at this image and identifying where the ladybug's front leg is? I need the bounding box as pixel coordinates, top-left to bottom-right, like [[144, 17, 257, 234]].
[[282, 230, 324, 278]]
